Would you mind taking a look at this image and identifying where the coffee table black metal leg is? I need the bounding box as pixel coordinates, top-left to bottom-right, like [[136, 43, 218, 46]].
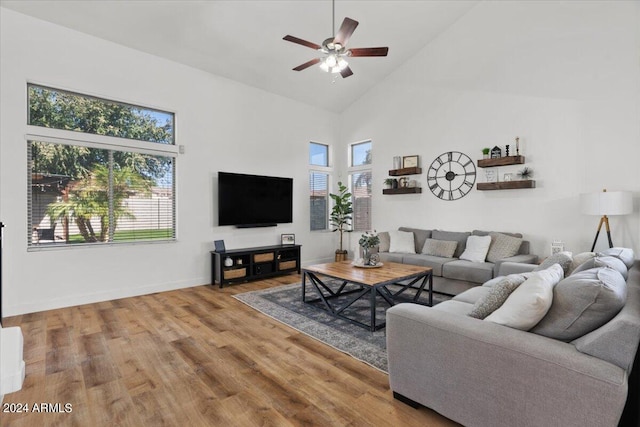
[[302, 271, 307, 302], [370, 287, 377, 332]]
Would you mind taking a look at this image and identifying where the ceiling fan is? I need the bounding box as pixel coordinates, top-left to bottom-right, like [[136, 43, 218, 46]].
[[283, 1, 389, 78]]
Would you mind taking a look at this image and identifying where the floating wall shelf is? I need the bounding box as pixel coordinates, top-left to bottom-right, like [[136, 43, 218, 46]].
[[383, 187, 422, 195], [477, 156, 525, 168], [477, 180, 535, 191], [389, 167, 422, 176]]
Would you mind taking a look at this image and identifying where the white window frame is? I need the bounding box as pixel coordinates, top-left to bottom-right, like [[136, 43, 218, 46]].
[[26, 84, 178, 250], [309, 141, 332, 232], [347, 140, 372, 232]]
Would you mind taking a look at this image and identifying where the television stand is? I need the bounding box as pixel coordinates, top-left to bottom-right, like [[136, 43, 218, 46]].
[[211, 244, 301, 288]]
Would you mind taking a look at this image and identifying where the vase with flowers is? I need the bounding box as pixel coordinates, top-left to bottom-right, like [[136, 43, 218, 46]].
[[358, 231, 380, 266]]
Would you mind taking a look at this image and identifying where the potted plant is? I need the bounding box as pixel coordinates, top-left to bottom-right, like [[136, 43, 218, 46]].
[[482, 147, 490, 159], [329, 181, 353, 261], [358, 231, 380, 265], [517, 167, 533, 179], [383, 178, 394, 189]]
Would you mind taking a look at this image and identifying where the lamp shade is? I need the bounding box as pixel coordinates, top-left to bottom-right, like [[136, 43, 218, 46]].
[[580, 190, 633, 216]]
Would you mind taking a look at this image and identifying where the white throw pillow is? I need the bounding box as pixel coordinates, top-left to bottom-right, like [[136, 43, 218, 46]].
[[388, 230, 416, 254], [459, 235, 492, 263], [485, 263, 563, 330]]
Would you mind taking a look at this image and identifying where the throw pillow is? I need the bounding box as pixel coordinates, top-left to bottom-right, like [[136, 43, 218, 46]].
[[388, 230, 416, 254], [568, 252, 596, 275], [377, 231, 390, 252], [531, 267, 627, 342], [468, 275, 528, 319], [486, 232, 523, 263], [572, 256, 628, 280], [431, 230, 471, 258], [459, 235, 492, 263], [421, 238, 458, 258], [399, 227, 432, 254], [534, 251, 573, 276], [485, 263, 563, 330], [598, 247, 635, 269]]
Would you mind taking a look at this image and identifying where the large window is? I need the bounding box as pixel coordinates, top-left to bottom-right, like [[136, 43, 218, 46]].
[[309, 142, 330, 231], [349, 141, 372, 231], [27, 84, 176, 247]]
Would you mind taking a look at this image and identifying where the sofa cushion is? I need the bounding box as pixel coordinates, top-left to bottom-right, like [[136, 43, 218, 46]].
[[598, 247, 635, 269], [468, 275, 527, 319], [459, 235, 492, 263], [432, 230, 470, 258], [378, 252, 404, 264], [421, 238, 458, 258], [534, 251, 573, 276], [486, 232, 523, 263], [568, 251, 596, 275], [531, 267, 627, 342], [453, 286, 492, 304], [572, 255, 628, 280], [472, 229, 523, 238], [389, 230, 416, 254], [400, 254, 455, 276], [430, 300, 473, 316], [443, 259, 494, 284], [378, 231, 390, 252], [485, 264, 563, 330], [399, 227, 432, 254]]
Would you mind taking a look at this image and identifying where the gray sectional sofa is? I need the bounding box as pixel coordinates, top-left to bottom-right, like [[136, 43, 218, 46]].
[[377, 227, 538, 295], [386, 248, 640, 427]]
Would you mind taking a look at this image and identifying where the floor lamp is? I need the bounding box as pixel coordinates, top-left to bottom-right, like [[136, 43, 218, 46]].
[[580, 189, 632, 252]]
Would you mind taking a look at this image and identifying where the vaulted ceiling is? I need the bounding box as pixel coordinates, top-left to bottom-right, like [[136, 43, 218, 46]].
[[1, 1, 478, 113]]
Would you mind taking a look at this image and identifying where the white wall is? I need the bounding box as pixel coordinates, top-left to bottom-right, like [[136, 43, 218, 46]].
[[2, 2, 639, 317], [0, 9, 338, 316], [339, 0, 640, 258]]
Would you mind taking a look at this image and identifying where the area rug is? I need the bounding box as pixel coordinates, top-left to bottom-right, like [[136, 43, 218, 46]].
[[233, 281, 450, 373]]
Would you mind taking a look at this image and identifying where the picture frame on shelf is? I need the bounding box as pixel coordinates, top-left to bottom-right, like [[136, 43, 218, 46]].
[[485, 169, 497, 183], [551, 240, 564, 255], [214, 240, 226, 252], [281, 234, 295, 245], [402, 155, 419, 168], [503, 173, 513, 181]]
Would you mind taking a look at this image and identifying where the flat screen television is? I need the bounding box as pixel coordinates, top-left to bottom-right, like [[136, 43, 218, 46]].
[[218, 172, 293, 228]]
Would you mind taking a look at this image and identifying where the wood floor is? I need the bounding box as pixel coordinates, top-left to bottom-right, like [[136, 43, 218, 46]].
[[2, 274, 460, 427]]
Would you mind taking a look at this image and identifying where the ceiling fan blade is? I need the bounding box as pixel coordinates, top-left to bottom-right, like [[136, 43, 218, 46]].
[[349, 47, 389, 57], [333, 17, 359, 46], [293, 58, 321, 71], [340, 66, 354, 78], [283, 35, 321, 50]]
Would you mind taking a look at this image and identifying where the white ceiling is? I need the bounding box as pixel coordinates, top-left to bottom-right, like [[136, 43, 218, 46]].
[[1, 0, 478, 113]]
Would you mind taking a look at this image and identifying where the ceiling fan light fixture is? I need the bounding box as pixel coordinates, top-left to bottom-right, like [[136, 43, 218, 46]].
[[319, 54, 348, 73]]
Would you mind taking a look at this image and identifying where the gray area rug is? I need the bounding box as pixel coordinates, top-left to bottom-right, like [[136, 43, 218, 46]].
[[233, 281, 450, 373]]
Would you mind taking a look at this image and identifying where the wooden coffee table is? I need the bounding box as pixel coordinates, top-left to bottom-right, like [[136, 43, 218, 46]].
[[302, 261, 433, 331]]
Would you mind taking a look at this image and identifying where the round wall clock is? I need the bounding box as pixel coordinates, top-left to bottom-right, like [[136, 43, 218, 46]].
[[427, 151, 476, 200]]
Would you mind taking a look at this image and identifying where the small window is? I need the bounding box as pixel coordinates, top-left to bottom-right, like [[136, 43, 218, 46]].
[[310, 142, 329, 167], [309, 172, 329, 231], [348, 140, 372, 231], [350, 171, 372, 231], [28, 84, 174, 145], [350, 141, 371, 167]]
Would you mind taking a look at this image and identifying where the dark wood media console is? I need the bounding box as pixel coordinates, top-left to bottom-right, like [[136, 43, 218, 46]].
[[211, 244, 301, 288]]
